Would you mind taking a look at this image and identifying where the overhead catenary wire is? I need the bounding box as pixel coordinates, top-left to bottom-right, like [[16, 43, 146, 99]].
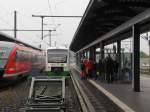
[[0, 5, 14, 28], [35, 34, 51, 47], [17, 11, 42, 28], [17, 11, 49, 46], [47, 0, 61, 44], [0, 11, 13, 27], [0, 17, 12, 27], [55, 0, 69, 6], [0, 3, 60, 48], [48, 0, 55, 24], [52, 0, 62, 41], [0, 5, 13, 15]]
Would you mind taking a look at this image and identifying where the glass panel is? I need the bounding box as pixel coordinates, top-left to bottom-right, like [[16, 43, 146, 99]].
[[47, 49, 68, 63], [121, 38, 132, 69], [0, 47, 10, 59], [0, 47, 11, 68]]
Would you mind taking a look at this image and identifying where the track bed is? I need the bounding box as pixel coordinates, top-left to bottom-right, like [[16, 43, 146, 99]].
[[0, 76, 82, 112]]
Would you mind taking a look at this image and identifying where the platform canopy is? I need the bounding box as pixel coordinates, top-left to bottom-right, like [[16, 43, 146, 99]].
[[0, 32, 42, 51], [70, 0, 150, 52]]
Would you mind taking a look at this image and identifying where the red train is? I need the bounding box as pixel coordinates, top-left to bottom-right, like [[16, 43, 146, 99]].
[[0, 41, 45, 79]]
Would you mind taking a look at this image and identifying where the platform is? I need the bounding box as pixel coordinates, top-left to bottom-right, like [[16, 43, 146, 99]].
[[72, 67, 150, 112], [92, 75, 150, 112], [71, 68, 123, 112]]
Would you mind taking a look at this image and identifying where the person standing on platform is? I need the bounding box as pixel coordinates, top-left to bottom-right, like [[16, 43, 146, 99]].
[[80, 64, 86, 80], [81, 55, 85, 65], [113, 59, 119, 81], [97, 59, 103, 80], [106, 55, 114, 83], [102, 58, 107, 81], [87, 58, 93, 78], [93, 61, 97, 79], [83, 58, 88, 78]]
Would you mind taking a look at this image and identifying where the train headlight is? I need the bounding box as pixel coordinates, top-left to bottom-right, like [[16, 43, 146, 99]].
[[9, 68, 16, 71]]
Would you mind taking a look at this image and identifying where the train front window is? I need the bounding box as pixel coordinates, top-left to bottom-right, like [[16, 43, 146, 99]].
[[47, 50, 67, 63], [0, 47, 10, 68], [0, 47, 10, 59]]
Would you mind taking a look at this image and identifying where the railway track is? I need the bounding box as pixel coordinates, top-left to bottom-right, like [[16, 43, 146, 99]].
[[14, 76, 82, 112], [0, 77, 31, 112], [1, 70, 125, 112]]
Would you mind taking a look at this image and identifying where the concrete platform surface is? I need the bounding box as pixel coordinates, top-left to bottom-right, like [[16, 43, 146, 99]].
[[93, 75, 150, 112]]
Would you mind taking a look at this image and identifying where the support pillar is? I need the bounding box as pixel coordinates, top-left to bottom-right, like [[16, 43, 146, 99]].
[[76, 53, 78, 66], [100, 43, 104, 60], [76, 53, 80, 67], [92, 46, 96, 62], [117, 40, 121, 70], [132, 24, 140, 92], [89, 48, 91, 59], [89, 47, 94, 60], [94, 46, 96, 62], [84, 50, 88, 59], [78, 53, 80, 67], [79, 52, 81, 67], [14, 11, 17, 38]]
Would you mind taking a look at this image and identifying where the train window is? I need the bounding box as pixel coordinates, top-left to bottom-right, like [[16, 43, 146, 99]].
[[14, 50, 24, 62], [34, 55, 38, 62], [22, 51, 26, 61], [0, 47, 11, 68], [14, 50, 21, 62], [26, 51, 31, 62], [13, 52, 18, 62], [13, 50, 44, 63], [47, 49, 68, 63], [31, 54, 34, 62], [0, 47, 10, 59]]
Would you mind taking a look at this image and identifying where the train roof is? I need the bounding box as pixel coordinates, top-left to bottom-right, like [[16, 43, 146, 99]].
[[46, 47, 68, 50], [0, 41, 43, 51], [0, 41, 16, 48], [0, 32, 42, 51]]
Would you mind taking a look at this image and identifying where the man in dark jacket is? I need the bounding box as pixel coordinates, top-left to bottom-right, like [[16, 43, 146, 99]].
[[113, 59, 119, 81], [96, 59, 103, 80], [106, 55, 114, 83]]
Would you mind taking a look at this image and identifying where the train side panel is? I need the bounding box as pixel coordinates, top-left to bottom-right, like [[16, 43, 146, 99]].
[[2, 43, 45, 79]]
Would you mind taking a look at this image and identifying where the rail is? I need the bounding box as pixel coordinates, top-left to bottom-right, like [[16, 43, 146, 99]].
[[70, 72, 95, 112]]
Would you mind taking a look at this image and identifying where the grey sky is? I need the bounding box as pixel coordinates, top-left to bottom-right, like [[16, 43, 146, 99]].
[[0, 0, 89, 49], [0, 0, 149, 54]]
